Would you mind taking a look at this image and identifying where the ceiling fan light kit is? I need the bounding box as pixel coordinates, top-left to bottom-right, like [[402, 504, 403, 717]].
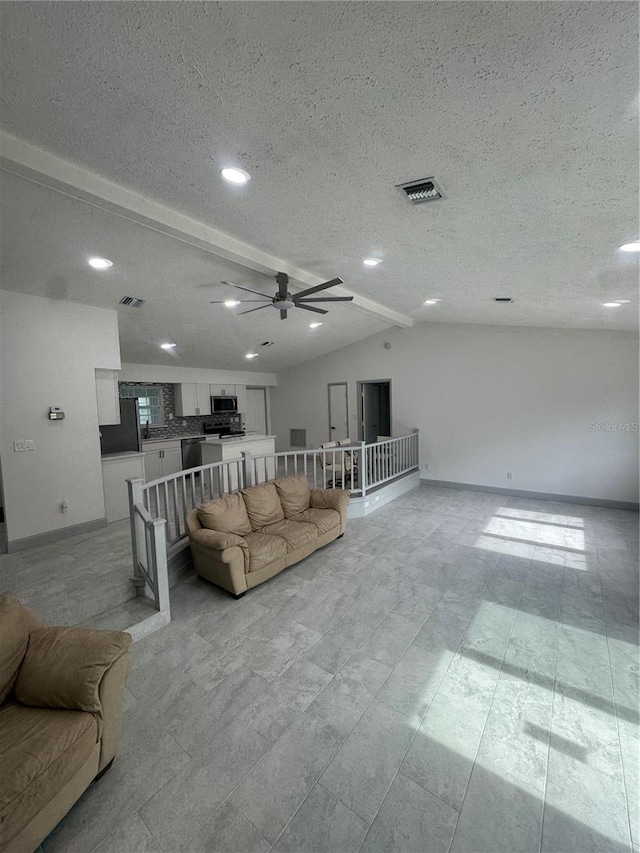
[[211, 272, 352, 320]]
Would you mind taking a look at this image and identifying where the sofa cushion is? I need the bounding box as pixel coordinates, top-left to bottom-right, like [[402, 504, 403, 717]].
[[292, 507, 341, 536], [0, 703, 97, 846], [243, 532, 287, 573], [15, 628, 131, 713], [262, 520, 318, 552], [0, 594, 42, 706], [274, 474, 311, 518], [197, 493, 252, 537], [241, 482, 285, 530]]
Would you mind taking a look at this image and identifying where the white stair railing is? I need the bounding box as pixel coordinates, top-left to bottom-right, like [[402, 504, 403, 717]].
[[127, 432, 419, 621]]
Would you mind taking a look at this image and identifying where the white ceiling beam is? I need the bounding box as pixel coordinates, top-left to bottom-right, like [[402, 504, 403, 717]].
[[0, 132, 414, 328]]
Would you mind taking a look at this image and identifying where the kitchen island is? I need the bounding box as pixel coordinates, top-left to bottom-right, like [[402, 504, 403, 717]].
[[200, 435, 277, 490]]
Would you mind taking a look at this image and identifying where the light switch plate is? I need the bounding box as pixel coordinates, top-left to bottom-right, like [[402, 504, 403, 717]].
[[14, 439, 34, 452]]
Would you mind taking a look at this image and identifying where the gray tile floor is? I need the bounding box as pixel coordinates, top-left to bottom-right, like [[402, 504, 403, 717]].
[[3, 484, 638, 853]]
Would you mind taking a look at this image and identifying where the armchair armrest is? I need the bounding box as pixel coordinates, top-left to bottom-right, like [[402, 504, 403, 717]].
[[310, 488, 350, 532], [14, 626, 131, 714]]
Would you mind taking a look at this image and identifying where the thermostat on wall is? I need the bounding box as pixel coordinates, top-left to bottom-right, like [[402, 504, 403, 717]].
[[49, 407, 65, 420]]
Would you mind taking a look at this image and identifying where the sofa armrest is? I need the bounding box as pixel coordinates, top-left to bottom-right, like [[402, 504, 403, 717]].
[[310, 488, 350, 532], [14, 626, 131, 715], [189, 528, 249, 566]]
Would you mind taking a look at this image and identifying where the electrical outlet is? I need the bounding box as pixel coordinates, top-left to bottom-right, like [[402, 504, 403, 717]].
[[507, 471, 513, 480], [60, 500, 69, 513]]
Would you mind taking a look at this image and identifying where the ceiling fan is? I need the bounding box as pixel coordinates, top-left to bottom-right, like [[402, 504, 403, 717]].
[[210, 272, 353, 320]]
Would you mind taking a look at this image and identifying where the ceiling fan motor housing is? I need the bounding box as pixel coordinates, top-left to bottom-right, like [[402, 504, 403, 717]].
[[273, 297, 295, 310]]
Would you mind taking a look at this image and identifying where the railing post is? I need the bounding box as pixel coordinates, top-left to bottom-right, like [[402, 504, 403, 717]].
[[150, 517, 171, 616], [241, 451, 253, 488], [127, 478, 146, 595], [360, 441, 367, 497]]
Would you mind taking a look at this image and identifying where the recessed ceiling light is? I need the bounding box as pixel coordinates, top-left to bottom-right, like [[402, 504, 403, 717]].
[[160, 343, 177, 350], [309, 322, 323, 329], [423, 299, 441, 305], [619, 242, 640, 253], [224, 299, 241, 307], [603, 302, 622, 307], [363, 257, 382, 267], [88, 257, 113, 270], [221, 167, 251, 185], [245, 352, 258, 359], [616, 299, 631, 304]]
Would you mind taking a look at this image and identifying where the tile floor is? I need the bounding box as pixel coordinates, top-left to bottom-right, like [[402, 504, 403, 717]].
[[3, 484, 638, 853]]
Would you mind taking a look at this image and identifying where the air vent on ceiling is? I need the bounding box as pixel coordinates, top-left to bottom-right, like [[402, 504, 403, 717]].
[[397, 177, 445, 204], [261, 341, 274, 347], [119, 295, 146, 308], [494, 298, 513, 303]]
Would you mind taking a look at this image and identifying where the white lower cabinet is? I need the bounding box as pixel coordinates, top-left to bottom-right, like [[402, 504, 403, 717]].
[[143, 440, 182, 480]]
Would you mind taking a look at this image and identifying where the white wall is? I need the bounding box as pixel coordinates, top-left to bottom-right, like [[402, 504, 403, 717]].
[[0, 290, 121, 544], [119, 363, 277, 386], [271, 324, 639, 504]]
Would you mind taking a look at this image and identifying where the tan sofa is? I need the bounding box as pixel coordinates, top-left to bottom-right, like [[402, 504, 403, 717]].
[[186, 474, 349, 597], [0, 594, 131, 853]]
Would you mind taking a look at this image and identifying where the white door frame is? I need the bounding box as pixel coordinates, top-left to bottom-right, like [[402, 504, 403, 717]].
[[327, 382, 349, 442]]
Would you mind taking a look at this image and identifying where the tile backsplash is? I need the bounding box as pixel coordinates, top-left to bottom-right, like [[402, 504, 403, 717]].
[[119, 382, 209, 438]]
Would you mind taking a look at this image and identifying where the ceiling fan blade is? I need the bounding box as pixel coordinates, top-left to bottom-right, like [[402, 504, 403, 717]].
[[296, 296, 354, 303], [280, 309, 288, 320], [237, 304, 273, 316], [297, 303, 329, 315], [276, 272, 289, 298], [294, 278, 343, 299], [210, 300, 270, 304], [221, 280, 271, 298]]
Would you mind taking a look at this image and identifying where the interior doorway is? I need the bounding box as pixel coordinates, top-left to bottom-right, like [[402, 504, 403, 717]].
[[358, 380, 391, 444], [245, 387, 268, 435], [327, 382, 349, 441]]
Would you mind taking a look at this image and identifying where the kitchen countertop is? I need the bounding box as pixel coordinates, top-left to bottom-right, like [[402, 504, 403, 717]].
[[141, 433, 207, 444], [201, 434, 275, 445], [101, 450, 145, 460]]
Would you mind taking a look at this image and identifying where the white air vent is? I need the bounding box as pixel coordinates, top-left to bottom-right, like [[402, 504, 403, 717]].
[[119, 296, 146, 308], [261, 341, 274, 347], [493, 298, 513, 304], [397, 177, 445, 204], [290, 429, 307, 448]]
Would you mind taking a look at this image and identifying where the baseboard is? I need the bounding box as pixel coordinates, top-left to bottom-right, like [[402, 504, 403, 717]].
[[7, 516, 109, 552], [420, 478, 639, 512]]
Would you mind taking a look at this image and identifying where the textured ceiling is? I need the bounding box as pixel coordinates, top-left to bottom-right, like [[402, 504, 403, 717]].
[[1, 1, 638, 340], [0, 172, 388, 370]]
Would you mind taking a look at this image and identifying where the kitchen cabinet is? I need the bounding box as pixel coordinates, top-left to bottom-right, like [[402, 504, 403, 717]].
[[95, 369, 120, 425], [209, 383, 236, 397], [143, 440, 183, 480], [174, 383, 211, 417], [235, 385, 248, 415]]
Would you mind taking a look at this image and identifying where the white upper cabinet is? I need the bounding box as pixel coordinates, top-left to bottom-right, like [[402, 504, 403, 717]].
[[209, 383, 236, 397], [174, 383, 211, 416], [235, 385, 248, 414], [95, 369, 120, 425]]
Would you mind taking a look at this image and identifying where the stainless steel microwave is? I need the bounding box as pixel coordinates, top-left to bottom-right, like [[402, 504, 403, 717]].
[[211, 396, 238, 413]]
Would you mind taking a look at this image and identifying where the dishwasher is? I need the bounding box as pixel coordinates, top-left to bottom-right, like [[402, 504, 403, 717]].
[[181, 437, 204, 470]]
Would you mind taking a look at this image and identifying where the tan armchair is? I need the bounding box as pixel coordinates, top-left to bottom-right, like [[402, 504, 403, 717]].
[[0, 594, 131, 853]]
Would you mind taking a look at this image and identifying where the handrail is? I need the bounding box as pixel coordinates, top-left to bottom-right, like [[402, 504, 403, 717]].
[[131, 431, 419, 560]]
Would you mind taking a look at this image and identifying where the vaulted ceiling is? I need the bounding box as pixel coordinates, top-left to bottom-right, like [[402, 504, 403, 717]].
[[0, 1, 637, 370]]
